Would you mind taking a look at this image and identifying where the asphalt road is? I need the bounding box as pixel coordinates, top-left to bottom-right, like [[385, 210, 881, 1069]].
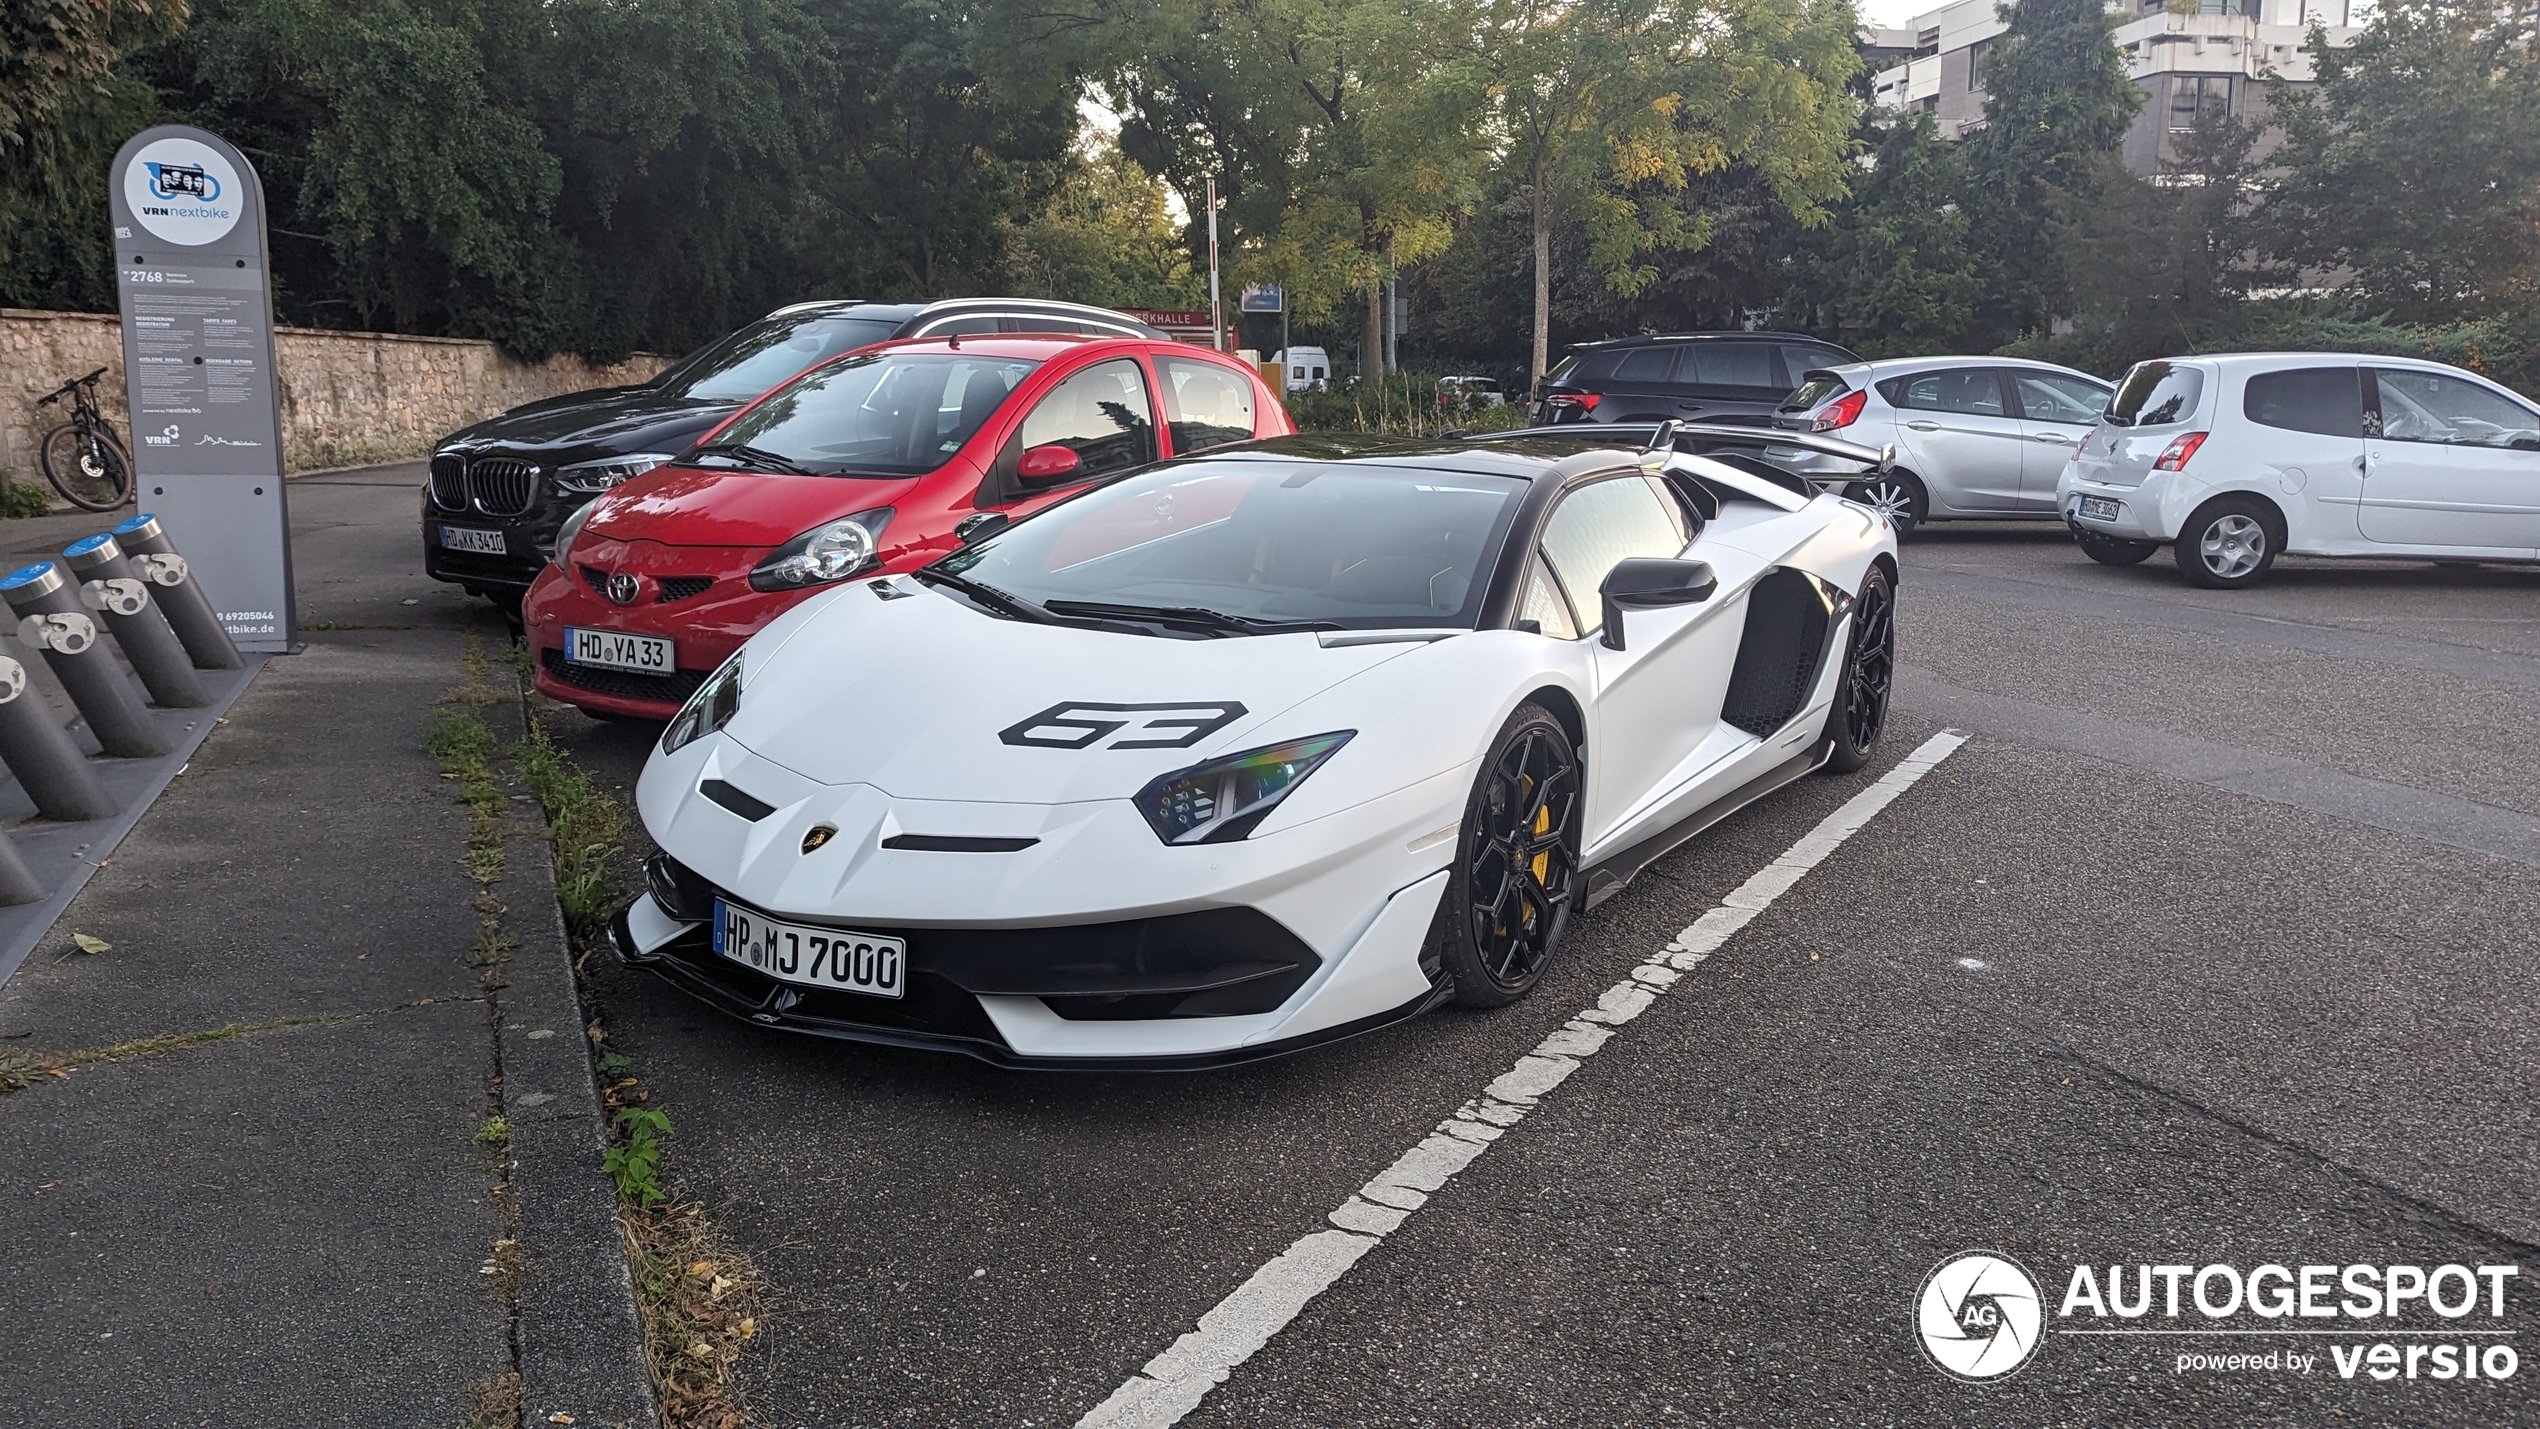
[[534, 519, 2539, 1426]]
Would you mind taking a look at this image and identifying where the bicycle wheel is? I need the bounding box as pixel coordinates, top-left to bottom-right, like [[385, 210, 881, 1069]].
[[41, 423, 133, 511]]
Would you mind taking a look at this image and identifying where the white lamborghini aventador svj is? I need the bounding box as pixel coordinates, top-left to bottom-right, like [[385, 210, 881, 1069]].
[[611, 426, 1900, 1067]]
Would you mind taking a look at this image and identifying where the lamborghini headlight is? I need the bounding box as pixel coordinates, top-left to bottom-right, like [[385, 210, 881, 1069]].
[[1135, 732, 1354, 845], [662, 653, 743, 754]]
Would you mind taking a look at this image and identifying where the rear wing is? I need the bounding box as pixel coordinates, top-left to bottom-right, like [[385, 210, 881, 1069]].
[[1464, 421, 1893, 471]]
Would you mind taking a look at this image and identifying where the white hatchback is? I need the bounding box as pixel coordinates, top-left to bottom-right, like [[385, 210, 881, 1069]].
[[2060, 353, 2540, 588]]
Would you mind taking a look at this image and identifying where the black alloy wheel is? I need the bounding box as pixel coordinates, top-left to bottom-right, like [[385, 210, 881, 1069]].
[[1843, 472, 1927, 536], [1439, 705, 1583, 1008], [1821, 564, 1894, 774]]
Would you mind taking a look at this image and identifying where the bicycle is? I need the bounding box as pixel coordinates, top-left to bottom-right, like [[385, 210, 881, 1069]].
[[36, 367, 135, 512]]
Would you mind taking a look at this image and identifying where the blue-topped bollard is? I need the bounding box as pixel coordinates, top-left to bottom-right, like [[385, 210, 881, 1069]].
[[108, 514, 245, 671], [62, 533, 210, 709], [0, 563, 167, 758]]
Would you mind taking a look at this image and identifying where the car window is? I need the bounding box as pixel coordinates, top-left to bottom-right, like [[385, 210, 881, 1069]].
[[2013, 373, 2111, 425], [1777, 344, 1852, 386], [1613, 347, 1676, 384], [656, 315, 902, 402], [1518, 556, 1580, 639], [1017, 358, 1157, 476], [1540, 476, 1688, 635], [1682, 343, 1779, 395], [1157, 356, 1256, 455], [1569, 350, 1623, 384], [2369, 369, 2540, 449], [946, 461, 1528, 629], [2242, 367, 2364, 439], [2108, 362, 2205, 427], [1781, 373, 1850, 413], [702, 352, 1037, 476], [1893, 369, 2007, 417]]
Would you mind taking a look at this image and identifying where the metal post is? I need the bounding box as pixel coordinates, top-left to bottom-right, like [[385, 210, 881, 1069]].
[[0, 830, 45, 907], [61, 534, 211, 709], [1206, 177, 1224, 353], [106, 514, 244, 670], [0, 563, 169, 758], [0, 655, 117, 822]]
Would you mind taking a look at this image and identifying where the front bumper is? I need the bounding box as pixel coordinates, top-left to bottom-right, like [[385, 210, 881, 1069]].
[[609, 874, 1453, 1070], [421, 492, 578, 594], [523, 553, 811, 719]]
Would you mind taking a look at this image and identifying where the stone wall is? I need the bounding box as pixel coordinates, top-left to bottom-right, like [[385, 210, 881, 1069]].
[[1, 308, 671, 481]]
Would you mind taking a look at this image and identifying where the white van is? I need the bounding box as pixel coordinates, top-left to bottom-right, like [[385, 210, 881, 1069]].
[[1272, 348, 1331, 393]]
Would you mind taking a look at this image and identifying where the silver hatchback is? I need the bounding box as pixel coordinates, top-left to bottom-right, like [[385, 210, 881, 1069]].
[[1768, 357, 2112, 534]]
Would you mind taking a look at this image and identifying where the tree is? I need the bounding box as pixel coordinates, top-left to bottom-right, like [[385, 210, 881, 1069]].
[[1, 0, 183, 153], [1483, 0, 1859, 380], [1790, 110, 1981, 356], [1961, 0, 2141, 344], [1005, 140, 1205, 310], [2040, 110, 2263, 372], [2258, 0, 2540, 325]]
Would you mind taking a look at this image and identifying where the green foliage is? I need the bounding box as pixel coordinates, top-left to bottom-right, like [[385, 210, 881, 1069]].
[[2035, 111, 2263, 371], [2259, 0, 2540, 326], [1791, 111, 1981, 357], [1004, 141, 1205, 310], [475, 1115, 511, 1147], [422, 704, 505, 819], [514, 717, 628, 934], [1962, 0, 2143, 345], [605, 1105, 673, 1208], [1284, 374, 1529, 436], [0, 473, 55, 518], [0, 0, 184, 153]]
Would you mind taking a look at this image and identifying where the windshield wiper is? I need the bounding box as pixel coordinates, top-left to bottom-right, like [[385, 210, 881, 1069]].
[[1040, 600, 1341, 638], [691, 443, 817, 475], [913, 567, 1060, 624]]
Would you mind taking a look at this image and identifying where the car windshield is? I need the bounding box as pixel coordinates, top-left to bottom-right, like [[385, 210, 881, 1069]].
[[2107, 362, 2205, 427], [699, 352, 1039, 477], [935, 458, 1529, 631], [655, 314, 902, 402]]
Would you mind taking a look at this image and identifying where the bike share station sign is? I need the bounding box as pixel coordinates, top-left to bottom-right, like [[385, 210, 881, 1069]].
[[105, 126, 296, 651]]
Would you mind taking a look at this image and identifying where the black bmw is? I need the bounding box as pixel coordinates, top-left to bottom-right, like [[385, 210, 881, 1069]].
[[421, 297, 1166, 612]]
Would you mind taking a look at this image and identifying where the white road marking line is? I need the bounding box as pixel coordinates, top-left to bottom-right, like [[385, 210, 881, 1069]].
[[1077, 729, 1970, 1429]]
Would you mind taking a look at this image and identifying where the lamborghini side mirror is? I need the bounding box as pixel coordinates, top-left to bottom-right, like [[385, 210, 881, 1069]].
[[1599, 558, 1718, 651]]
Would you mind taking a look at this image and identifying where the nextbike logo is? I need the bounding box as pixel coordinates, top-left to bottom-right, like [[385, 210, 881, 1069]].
[[1916, 1252, 2044, 1382], [123, 138, 243, 246]]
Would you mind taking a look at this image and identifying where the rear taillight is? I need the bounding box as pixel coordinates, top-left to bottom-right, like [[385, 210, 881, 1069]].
[[2153, 432, 2208, 472], [1811, 388, 1867, 432], [1544, 392, 1599, 413]]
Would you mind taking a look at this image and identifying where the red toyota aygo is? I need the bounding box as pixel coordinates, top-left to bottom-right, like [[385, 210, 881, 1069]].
[[523, 335, 1292, 719]]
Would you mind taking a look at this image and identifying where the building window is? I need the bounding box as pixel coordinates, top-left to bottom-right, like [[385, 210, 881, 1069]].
[[2170, 75, 2231, 129], [1965, 39, 1990, 86]]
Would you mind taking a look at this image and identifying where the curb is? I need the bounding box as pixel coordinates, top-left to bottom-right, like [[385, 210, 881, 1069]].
[[492, 685, 658, 1428]]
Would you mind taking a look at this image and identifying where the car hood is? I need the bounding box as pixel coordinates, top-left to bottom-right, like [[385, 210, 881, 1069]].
[[441, 385, 736, 454], [587, 467, 917, 549], [718, 581, 1423, 805]]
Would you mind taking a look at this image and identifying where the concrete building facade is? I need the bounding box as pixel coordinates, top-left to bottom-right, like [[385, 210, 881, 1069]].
[[1871, 0, 2365, 175]]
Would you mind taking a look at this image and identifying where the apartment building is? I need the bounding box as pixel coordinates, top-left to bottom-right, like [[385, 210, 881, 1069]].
[[1872, 0, 2364, 174]]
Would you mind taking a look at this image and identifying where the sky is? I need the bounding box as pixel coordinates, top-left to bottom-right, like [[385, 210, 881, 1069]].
[[1859, 0, 1934, 28]]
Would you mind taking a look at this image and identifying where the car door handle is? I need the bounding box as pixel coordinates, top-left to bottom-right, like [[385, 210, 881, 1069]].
[[2031, 432, 2075, 443], [1905, 421, 1940, 431]]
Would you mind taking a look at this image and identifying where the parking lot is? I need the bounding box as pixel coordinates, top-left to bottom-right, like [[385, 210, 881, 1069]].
[[521, 510, 2539, 1424]]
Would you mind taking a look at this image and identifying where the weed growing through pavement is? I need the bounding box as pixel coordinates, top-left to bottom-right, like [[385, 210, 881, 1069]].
[[514, 716, 628, 935], [461, 1370, 522, 1429], [475, 1116, 511, 1148], [0, 1013, 360, 1095], [605, 1105, 672, 1207]]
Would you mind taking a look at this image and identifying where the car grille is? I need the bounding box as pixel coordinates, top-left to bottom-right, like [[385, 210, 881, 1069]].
[[581, 564, 610, 593], [657, 577, 713, 603], [541, 648, 706, 705], [428, 455, 468, 509], [468, 458, 538, 516]]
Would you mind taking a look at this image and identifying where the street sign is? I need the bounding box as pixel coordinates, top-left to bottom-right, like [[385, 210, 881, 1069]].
[[105, 125, 295, 652], [1240, 284, 1284, 314]]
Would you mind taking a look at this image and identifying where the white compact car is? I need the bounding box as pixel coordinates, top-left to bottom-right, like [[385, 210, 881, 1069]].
[[2061, 353, 2540, 588], [612, 430, 1899, 1067], [1768, 357, 2113, 534]]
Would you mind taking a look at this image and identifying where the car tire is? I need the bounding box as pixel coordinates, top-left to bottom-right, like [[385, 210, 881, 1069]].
[[1436, 704, 1583, 1009], [2074, 529, 2159, 566], [1844, 472, 1927, 536], [1820, 564, 1894, 775], [2173, 496, 2281, 589]]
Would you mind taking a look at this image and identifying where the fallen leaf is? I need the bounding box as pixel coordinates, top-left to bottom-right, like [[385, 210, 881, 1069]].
[[48, 1068, 69, 1079], [690, 1261, 715, 1277], [710, 1274, 735, 1298], [418, 997, 433, 1005], [70, 934, 110, 955], [738, 1317, 756, 1339], [547, 1416, 575, 1426], [400, 598, 420, 606]]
